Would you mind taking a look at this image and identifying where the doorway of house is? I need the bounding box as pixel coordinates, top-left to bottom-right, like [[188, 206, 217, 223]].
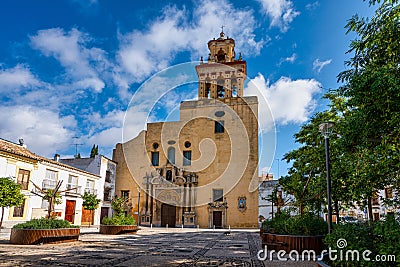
[[213, 211, 222, 228], [81, 206, 94, 225], [161, 204, 176, 227], [100, 207, 109, 223], [65, 200, 76, 223]]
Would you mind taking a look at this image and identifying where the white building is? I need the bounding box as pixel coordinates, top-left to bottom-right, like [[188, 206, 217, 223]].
[[258, 175, 280, 222], [60, 155, 117, 222], [257, 172, 398, 223], [0, 138, 102, 227], [339, 188, 398, 221]]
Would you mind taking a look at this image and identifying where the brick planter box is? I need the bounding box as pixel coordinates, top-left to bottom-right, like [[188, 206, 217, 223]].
[[10, 228, 80, 245], [261, 233, 325, 254], [99, 225, 139, 235]]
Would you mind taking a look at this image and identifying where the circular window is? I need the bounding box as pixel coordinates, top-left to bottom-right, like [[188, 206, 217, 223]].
[[184, 141, 191, 148], [153, 143, 159, 149], [215, 111, 225, 117]]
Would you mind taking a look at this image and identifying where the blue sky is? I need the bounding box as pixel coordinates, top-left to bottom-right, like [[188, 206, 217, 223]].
[[0, 0, 375, 178]]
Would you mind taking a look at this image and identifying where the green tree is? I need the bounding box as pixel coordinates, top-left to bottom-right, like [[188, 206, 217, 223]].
[[111, 196, 126, 216], [262, 185, 286, 218], [336, 0, 400, 221], [0, 177, 25, 228], [282, 93, 357, 218], [82, 192, 101, 227], [90, 144, 99, 158], [43, 189, 62, 219]]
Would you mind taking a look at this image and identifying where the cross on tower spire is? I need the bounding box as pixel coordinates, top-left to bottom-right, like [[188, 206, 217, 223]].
[[219, 25, 225, 39]]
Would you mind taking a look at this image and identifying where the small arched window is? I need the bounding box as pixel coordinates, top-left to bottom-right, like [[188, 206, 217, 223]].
[[167, 147, 175, 164], [217, 48, 226, 62], [231, 78, 238, 97], [205, 82, 211, 98], [217, 79, 225, 98], [166, 170, 172, 181]]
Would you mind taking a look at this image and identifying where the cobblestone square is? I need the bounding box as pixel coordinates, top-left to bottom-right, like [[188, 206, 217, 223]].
[[0, 228, 318, 267]]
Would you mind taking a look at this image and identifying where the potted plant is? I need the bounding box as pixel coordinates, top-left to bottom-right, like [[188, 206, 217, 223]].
[[10, 217, 79, 245], [10, 180, 81, 245], [261, 211, 328, 254], [100, 196, 138, 235]]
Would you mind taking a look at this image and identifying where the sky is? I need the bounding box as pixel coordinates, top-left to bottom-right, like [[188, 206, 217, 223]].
[[0, 0, 376, 178]]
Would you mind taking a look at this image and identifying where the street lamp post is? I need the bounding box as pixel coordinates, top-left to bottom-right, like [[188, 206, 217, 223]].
[[319, 122, 334, 234], [137, 187, 141, 226]]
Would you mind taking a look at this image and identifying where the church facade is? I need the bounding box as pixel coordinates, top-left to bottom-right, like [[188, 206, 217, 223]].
[[113, 31, 259, 228]]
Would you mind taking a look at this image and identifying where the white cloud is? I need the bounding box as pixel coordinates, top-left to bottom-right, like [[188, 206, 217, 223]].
[[279, 53, 297, 65], [246, 74, 321, 130], [306, 1, 319, 11], [313, 58, 332, 73], [83, 109, 125, 135], [30, 28, 109, 92], [121, 73, 195, 140], [117, 0, 264, 83], [80, 109, 126, 157], [87, 127, 122, 150], [0, 105, 76, 157], [74, 77, 105, 92], [256, 0, 300, 32], [0, 64, 41, 92]]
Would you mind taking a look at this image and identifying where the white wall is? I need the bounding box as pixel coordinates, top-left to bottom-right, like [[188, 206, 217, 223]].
[[35, 162, 103, 225], [0, 156, 38, 227], [1, 154, 103, 227]]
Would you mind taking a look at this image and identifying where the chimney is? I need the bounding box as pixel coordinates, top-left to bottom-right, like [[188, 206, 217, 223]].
[[18, 139, 27, 148], [54, 154, 60, 162]]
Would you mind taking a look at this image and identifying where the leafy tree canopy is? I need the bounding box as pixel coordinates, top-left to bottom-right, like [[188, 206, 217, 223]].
[[0, 177, 25, 208], [82, 192, 101, 211], [0, 177, 25, 228]]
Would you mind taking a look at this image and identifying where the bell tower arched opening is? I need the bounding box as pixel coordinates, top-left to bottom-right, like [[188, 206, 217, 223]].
[[196, 29, 246, 100]]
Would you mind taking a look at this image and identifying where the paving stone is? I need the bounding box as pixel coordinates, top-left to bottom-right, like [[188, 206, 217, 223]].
[[0, 228, 318, 266]]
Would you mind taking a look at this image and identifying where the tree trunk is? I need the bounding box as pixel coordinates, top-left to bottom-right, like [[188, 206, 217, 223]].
[[299, 202, 304, 216], [367, 197, 373, 223], [47, 197, 54, 219], [271, 200, 274, 219], [0, 207, 4, 229]]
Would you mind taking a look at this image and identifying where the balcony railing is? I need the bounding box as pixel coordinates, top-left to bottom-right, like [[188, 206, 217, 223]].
[[103, 194, 112, 201], [84, 188, 98, 195], [42, 179, 57, 190], [66, 184, 81, 195]]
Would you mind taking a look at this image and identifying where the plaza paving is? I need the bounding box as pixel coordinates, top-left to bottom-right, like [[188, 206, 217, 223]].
[[0, 227, 318, 267]]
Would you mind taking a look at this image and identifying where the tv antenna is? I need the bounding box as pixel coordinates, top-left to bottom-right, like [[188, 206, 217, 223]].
[[71, 136, 83, 158]]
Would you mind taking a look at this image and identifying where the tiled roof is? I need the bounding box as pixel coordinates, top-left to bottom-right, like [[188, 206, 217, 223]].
[[0, 138, 100, 178], [0, 138, 39, 160]]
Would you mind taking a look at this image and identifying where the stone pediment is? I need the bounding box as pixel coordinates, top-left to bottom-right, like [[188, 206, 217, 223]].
[[156, 189, 181, 206]]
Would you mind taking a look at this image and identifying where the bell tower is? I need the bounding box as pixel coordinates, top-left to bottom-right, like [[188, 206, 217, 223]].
[[195, 29, 246, 99]]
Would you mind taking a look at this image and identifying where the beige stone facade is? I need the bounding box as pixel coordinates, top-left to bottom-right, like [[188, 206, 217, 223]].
[[113, 32, 259, 228]]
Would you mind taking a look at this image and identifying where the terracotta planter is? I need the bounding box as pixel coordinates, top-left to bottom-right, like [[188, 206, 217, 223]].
[[261, 233, 325, 254], [99, 225, 139, 235], [10, 228, 80, 245]]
